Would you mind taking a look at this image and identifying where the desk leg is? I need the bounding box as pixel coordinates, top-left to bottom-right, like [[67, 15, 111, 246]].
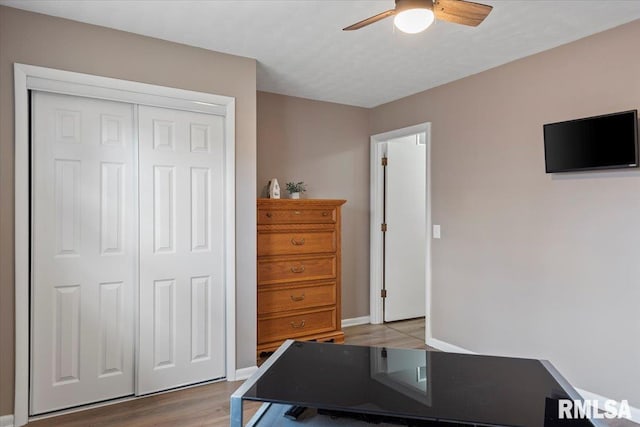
[[229, 340, 295, 426], [230, 395, 243, 426]]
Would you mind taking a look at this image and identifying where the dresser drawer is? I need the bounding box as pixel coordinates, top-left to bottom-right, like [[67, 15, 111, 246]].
[[258, 255, 336, 285], [258, 282, 336, 315], [258, 208, 336, 225], [258, 308, 336, 344], [257, 231, 336, 256]]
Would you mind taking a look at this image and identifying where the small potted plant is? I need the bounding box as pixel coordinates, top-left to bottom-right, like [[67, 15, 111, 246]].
[[285, 181, 307, 199]]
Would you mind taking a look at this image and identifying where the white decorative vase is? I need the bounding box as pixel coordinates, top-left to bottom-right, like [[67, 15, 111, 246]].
[[290, 192, 300, 199], [268, 179, 280, 199]]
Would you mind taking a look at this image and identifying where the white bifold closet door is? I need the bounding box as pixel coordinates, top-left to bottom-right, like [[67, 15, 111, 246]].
[[137, 105, 225, 394], [31, 93, 227, 414], [31, 92, 136, 414]]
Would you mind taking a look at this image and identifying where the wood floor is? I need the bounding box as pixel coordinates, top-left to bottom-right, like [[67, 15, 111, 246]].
[[27, 319, 427, 427], [345, 317, 428, 349]]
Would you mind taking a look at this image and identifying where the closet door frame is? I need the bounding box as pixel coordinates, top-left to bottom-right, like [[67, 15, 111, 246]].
[[14, 63, 237, 427]]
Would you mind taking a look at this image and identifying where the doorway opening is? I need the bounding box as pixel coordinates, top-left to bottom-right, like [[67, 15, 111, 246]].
[[370, 123, 431, 339]]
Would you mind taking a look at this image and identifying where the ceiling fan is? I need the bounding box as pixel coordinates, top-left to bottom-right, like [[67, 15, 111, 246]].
[[343, 0, 493, 34]]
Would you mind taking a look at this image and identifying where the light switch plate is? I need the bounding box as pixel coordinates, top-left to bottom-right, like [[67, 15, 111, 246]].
[[433, 225, 441, 239]]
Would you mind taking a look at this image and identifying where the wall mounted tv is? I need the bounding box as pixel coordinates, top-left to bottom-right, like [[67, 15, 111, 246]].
[[543, 110, 638, 173]]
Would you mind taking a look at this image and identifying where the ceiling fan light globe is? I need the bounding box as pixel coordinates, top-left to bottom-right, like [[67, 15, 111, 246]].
[[393, 8, 435, 33]]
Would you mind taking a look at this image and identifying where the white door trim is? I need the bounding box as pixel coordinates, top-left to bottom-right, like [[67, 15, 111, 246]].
[[369, 123, 432, 337], [14, 63, 237, 426]]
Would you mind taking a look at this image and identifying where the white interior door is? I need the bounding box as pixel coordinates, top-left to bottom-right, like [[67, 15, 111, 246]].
[[384, 134, 427, 322], [31, 92, 136, 414], [137, 105, 226, 394]]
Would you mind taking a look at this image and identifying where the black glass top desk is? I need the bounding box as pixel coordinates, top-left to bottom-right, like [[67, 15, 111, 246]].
[[231, 340, 596, 426]]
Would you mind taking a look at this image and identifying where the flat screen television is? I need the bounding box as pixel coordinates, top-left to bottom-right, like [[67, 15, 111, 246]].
[[543, 110, 638, 173]]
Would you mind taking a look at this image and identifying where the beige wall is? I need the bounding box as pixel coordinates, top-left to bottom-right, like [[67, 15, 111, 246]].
[[0, 6, 257, 416], [370, 20, 640, 405], [257, 92, 370, 319]]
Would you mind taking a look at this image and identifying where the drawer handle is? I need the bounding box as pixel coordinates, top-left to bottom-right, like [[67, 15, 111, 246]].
[[290, 293, 306, 302], [291, 238, 305, 246], [290, 320, 306, 329], [290, 265, 306, 273], [266, 212, 272, 218], [322, 211, 330, 217], [294, 211, 301, 215]]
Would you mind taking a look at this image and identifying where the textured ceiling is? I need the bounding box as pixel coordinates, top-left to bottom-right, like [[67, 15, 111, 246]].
[[3, 1, 640, 107]]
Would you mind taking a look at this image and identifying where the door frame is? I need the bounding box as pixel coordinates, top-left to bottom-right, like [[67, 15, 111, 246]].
[[369, 123, 432, 334], [14, 63, 237, 426]]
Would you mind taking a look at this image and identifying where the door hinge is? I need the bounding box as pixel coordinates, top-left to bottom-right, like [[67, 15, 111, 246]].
[[381, 156, 388, 166], [381, 289, 387, 298], [381, 223, 387, 232]]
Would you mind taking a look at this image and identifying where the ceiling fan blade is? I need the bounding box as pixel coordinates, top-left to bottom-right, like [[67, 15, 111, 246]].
[[343, 9, 396, 31], [433, 0, 492, 27]]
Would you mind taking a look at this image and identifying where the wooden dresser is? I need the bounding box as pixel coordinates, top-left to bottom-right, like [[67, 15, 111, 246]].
[[257, 199, 346, 355]]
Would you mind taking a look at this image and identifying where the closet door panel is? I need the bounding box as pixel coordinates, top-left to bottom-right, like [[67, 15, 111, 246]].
[[31, 92, 136, 414], [138, 106, 225, 394]]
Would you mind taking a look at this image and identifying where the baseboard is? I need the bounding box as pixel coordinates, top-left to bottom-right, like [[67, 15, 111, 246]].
[[0, 414, 14, 427], [426, 337, 474, 354], [235, 366, 258, 381], [342, 316, 370, 328], [427, 337, 638, 422]]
